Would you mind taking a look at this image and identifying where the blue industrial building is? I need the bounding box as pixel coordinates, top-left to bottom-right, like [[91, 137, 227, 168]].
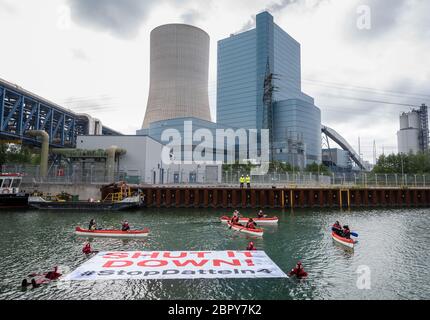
[[217, 11, 321, 166]]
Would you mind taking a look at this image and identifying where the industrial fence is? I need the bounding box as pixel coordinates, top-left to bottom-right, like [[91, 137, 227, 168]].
[[221, 171, 430, 188], [3, 164, 430, 188], [1, 164, 125, 185]]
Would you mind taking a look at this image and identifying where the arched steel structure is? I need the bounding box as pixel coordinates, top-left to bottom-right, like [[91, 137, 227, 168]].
[[321, 125, 368, 171]]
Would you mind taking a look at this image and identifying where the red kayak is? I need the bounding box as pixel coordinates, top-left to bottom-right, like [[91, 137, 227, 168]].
[[227, 222, 264, 237], [75, 226, 149, 238], [331, 231, 356, 249], [220, 216, 278, 225]]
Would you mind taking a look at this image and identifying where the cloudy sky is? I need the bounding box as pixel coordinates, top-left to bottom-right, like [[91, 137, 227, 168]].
[[0, 0, 429, 163]]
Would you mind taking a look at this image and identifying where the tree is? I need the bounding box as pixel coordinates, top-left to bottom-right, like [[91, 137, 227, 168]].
[[0, 143, 37, 170], [305, 163, 331, 175], [373, 152, 430, 174]]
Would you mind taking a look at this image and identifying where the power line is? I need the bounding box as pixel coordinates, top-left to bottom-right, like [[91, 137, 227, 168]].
[[303, 78, 430, 99], [319, 93, 421, 108], [303, 80, 430, 102]]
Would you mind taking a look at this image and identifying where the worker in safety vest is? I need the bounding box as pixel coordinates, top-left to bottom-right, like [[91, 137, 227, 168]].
[[240, 175, 245, 188], [246, 175, 251, 188]]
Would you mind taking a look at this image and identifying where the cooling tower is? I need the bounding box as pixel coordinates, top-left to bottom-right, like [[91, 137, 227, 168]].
[[142, 24, 211, 128]]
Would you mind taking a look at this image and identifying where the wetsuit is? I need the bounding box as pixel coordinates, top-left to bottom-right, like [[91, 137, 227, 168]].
[[343, 229, 351, 239], [45, 271, 61, 280], [82, 244, 92, 254], [231, 216, 240, 224], [288, 266, 308, 279], [332, 223, 342, 235], [246, 221, 257, 229]]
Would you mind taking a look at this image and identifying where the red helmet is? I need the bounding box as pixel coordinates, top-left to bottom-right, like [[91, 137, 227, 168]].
[[297, 261, 302, 266]]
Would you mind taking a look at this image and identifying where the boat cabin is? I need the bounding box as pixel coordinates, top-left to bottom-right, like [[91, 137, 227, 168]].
[[0, 173, 23, 195]]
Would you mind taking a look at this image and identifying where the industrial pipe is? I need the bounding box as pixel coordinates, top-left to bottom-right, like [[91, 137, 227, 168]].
[[106, 146, 125, 182], [27, 130, 49, 178]]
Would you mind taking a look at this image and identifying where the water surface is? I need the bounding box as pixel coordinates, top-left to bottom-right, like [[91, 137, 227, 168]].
[[0, 208, 429, 300]]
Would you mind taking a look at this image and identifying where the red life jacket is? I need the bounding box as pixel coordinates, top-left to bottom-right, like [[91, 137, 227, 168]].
[[45, 271, 61, 280], [246, 221, 256, 229], [82, 244, 91, 254], [290, 266, 307, 278]]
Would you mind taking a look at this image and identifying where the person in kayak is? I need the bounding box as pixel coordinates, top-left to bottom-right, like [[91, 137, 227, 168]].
[[288, 261, 308, 279], [121, 220, 130, 231], [82, 242, 92, 254], [342, 225, 351, 239], [332, 221, 342, 235], [231, 215, 240, 225], [246, 218, 257, 229], [230, 210, 241, 224], [257, 210, 267, 218], [89, 219, 96, 231], [246, 241, 256, 250]]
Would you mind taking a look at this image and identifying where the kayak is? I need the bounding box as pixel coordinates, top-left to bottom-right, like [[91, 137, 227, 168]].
[[227, 222, 264, 237], [220, 216, 278, 225], [75, 226, 149, 238], [331, 231, 356, 249]]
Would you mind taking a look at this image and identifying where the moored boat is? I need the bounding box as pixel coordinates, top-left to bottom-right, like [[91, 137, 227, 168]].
[[221, 215, 278, 225], [29, 195, 142, 211], [227, 222, 264, 237], [0, 173, 29, 208], [75, 226, 150, 238], [331, 231, 356, 249]]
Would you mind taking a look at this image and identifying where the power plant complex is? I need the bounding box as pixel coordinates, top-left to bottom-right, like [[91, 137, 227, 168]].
[[138, 11, 365, 170], [2, 11, 426, 184]]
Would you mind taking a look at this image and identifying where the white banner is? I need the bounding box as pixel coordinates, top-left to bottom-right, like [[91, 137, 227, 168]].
[[63, 251, 287, 280]]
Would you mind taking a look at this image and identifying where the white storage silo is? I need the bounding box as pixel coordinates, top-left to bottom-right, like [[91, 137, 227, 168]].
[[408, 111, 420, 129], [399, 113, 409, 129], [397, 128, 420, 154]]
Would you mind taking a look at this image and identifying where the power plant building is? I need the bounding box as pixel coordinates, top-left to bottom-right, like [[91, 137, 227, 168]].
[[217, 11, 321, 166], [397, 104, 429, 154]]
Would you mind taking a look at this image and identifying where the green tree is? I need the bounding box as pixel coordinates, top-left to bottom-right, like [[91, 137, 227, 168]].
[[0, 143, 37, 169], [373, 152, 430, 174], [305, 163, 331, 175]]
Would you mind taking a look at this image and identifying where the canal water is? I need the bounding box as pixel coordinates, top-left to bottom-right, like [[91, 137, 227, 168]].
[[0, 208, 429, 300]]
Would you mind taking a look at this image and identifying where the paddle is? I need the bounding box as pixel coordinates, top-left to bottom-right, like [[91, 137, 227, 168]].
[[229, 222, 245, 231]]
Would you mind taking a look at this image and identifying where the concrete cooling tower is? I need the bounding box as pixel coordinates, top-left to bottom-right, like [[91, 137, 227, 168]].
[[142, 24, 212, 128]]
